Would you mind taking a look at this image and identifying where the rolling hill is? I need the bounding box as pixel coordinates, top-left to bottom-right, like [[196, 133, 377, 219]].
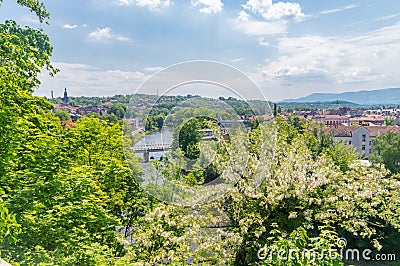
[[281, 88, 400, 105]]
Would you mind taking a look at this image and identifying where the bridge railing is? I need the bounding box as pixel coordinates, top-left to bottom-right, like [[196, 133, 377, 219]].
[[132, 144, 171, 151]]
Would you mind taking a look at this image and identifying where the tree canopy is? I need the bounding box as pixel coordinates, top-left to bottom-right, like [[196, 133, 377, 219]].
[[370, 131, 400, 175], [2, 1, 400, 265]]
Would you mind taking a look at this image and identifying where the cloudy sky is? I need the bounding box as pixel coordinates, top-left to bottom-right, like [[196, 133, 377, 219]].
[[1, 0, 400, 101]]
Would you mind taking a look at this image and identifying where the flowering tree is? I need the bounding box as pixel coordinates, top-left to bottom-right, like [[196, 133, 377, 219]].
[[122, 116, 400, 265]]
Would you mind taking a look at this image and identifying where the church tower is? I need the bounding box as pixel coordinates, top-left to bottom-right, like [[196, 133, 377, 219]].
[[62, 87, 69, 103]]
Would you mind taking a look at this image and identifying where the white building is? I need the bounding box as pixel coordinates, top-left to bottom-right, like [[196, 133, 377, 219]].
[[325, 125, 400, 157], [313, 115, 350, 127]]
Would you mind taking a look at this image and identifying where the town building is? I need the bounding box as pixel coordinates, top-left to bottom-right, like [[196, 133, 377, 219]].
[[62, 87, 69, 103], [324, 125, 400, 157], [350, 115, 385, 126], [313, 115, 350, 127]]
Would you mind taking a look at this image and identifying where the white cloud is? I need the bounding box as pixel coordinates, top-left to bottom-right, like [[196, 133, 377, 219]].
[[116, 0, 171, 11], [350, 22, 400, 45], [234, 0, 303, 36], [37, 62, 149, 97], [242, 0, 271, 14], [376, 13, 400, 21], [89, 27, 131, 42], [143, 66, 165, 72], [116, 0, 131, 5], [63, 24, 78, 29], [336, 67, 382, 84], [258, 22, 400, 90], [230, 58, 245, 63], [116, 36, 131, 42], [242, 0, 304, 21], [237, 11, 249, 21], [191, 0, 223, 14], [320, 4, 357, 15], [258, 37, 270, 46], [21, 15, 40, 24], [263, 1, 304, 21], [89, 27, 112, 40], [233, 17, 287, 36]]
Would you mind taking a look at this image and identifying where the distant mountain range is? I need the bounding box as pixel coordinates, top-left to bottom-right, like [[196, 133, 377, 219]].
[[281, 88, 400, 105]]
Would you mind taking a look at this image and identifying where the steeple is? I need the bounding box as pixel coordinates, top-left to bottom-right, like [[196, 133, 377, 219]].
[[63, 87, 69, 103]]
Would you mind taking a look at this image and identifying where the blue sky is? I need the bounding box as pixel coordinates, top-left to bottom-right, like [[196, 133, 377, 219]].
[[1, 0, 400, 101]]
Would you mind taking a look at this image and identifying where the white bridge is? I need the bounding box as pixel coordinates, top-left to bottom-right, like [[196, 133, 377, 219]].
[[132, 144, 171, 152], [132, 144, 171, 162]]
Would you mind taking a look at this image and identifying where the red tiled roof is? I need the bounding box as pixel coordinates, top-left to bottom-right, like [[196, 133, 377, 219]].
[[61, 120, 76, 128], [323, 125, 361, 136], [319, 115, 350, 120], [324, 125, 400, 137], [262, 114, 275, 121], [365, 126, 400, 137], [350, 116, 385, 122]]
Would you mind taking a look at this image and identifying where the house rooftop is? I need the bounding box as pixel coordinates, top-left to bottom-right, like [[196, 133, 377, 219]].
[[364, 126, 400, 137], [324, 125, 400, 137]]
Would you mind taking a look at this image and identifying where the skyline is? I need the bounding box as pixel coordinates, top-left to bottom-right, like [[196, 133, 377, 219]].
[[1, 0, 400, 101]]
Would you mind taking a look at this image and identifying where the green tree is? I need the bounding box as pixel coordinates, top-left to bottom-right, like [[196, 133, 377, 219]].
[[128, 117, 400, 265], [173, 118, 203, 160], [102, 113, 118, 123], [2, 116, 150, 264], [223, 120, 400, 265], [0, 2, 150, 264], [0, 198, 20, 252], [0, 2, 56, 259], [0, 0, 50, 23], [109, 103, 126, 119], [54, 110, 71, 121], [370, 131, 400, 174], [384, 116, 395, 126], [2, 2, 400, 263]]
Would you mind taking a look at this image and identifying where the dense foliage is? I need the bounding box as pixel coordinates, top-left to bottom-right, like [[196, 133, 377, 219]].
[[370, 131, 400, 174], [54, 110, 71, 121], [0, 2, 150, 264], [114, 115, 400, 265], [1, 1, 400, 265]]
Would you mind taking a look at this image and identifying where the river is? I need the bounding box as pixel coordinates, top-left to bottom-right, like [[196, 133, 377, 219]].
[[134, 129, 173, 160]]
